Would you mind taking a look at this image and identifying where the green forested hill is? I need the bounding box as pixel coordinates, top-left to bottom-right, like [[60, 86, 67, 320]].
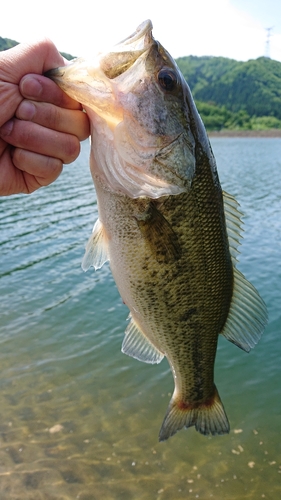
[[2, 36, 281, 131], [176, 55, 281, 130], [0, 36, 74, 61], [0, 36, 18, 51]]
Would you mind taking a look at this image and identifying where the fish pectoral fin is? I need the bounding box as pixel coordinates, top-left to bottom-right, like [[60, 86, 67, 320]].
[[221, 267, 268, 352], [159, 386, 229, 442], [136, 202, 181, 264], [122, 316, 164, 364], [81, 218, 109, 271]]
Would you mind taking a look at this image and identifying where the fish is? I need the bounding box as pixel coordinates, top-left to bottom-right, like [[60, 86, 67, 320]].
[[46, 20, 267, 441]]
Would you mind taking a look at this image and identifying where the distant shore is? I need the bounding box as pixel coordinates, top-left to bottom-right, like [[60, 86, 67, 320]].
[[208, 129, 281, 138]]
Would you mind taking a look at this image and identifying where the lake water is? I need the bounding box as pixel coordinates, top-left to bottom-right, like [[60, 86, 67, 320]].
[[0, 137, 280, 499]]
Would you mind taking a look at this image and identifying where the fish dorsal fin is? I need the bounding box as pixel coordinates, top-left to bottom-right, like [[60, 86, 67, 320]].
[[221, 267, 268, 352], [81, 218, 109, 271], [122, 315, 164, 364], [223, 190, 243, 264], [221, 191, 267, 351]]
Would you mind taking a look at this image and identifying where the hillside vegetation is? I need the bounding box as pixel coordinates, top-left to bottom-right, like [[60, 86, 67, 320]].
[[1, 36, 281, 131], [176, 55, 281, 130], [0, 36, 74, 61], [0, 36, 18, 51]]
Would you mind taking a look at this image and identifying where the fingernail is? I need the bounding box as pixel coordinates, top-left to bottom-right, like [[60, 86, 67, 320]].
[[17, 101, 36, 120], [21, 75, 43, 99], [0, 119, 14, 137]]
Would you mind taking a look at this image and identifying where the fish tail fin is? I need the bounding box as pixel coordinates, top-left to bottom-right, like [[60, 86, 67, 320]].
[[159, 386, 229, 442]]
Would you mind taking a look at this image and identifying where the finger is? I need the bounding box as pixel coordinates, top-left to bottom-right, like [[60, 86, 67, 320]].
[[0, 81, 22, 127], [1, 39, 65, 83], [16, 100, 90, 141], [0, 118, 80, 164], [0, 145, 23, 196], [0, 137, 7, 157], [20, 74, 82, 110], [12, 148, 63, 191]]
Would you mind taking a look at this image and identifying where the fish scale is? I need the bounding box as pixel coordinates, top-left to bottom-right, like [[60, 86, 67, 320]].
[[46, 19, 267, 441], [93, 154, 233, 439]]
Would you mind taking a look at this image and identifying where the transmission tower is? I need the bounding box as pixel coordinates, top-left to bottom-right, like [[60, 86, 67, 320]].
[[265, 27, 273, 58]]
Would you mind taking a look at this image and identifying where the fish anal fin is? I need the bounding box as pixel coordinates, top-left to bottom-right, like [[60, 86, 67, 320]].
[[159, 386, 229, 442], [81, 218, 109, 271], [221, 267, 268, 352], [136, 202, 181, 264], [122, 316, 164, 364]]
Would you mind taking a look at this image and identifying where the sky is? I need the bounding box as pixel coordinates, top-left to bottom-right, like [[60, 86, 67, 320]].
[[2, 0, 281, 62]]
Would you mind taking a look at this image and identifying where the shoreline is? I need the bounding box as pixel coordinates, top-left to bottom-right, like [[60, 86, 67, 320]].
[[208, 129, 281, 138]]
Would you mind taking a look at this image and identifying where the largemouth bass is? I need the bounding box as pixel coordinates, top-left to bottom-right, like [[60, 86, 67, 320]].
[[47, 20, 267, 441]]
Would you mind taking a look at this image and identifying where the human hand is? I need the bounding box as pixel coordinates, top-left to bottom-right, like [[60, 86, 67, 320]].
[[0, 39, 90, 195]]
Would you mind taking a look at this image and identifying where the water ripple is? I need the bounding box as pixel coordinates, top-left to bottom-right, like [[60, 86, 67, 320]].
[[0, 137, 280, 500]]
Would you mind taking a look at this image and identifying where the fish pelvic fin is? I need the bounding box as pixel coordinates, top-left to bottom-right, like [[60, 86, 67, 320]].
[[81, 218, 109, 271], [159, 386, 229, 442]]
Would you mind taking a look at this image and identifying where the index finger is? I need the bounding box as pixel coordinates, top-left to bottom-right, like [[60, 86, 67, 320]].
[[0, 38, 65, 83], [19, 74, 82, 110]]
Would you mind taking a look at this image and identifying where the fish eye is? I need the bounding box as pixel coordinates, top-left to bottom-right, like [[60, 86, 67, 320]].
[[158, 68, 178, 91]]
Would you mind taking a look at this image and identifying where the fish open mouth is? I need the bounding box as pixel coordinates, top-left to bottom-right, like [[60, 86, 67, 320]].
[[118, 19, 153, 48], [98, 20, 154, 79], [45, 20, 190, 199], [45, 20, 155, 121], [46, 20, 154, 84]]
